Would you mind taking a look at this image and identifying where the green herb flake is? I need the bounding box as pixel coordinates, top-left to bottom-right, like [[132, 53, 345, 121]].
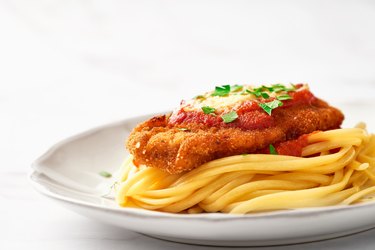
[[287, 83, 297, 91], [260, 92, 270, 99], [221, 111, 238, 123], [231, 84, 243, 92], [211, 85, 231, 96], [258, 100, 283, 115], [241, 153, 249, 156], [201, 106, 216, 115], [276, 94, 292, 101], [258, 103, 272, 115], [269, 144, 278, 155], [261, 85, 274, 92], [252, 84, 296, 94], [194, 95, 206, 100], [272, 84, 287, 93], [272, 83, 297, 93], [245, 89, 270, 99], [246, 89, 261, 97], [99, 171, 112, 178]]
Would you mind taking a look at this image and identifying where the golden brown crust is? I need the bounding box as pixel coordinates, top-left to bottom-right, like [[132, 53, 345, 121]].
[[126, 99, 344, 174]]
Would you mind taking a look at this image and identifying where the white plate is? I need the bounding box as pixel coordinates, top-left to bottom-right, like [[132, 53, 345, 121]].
[[30, 107, 375, 247]]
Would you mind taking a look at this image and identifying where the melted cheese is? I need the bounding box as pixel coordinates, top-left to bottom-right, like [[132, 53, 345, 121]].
[[182, 84, 307, 113], [184, 94, 255, 113]]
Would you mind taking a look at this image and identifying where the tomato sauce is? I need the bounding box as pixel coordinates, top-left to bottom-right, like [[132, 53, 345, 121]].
[[168, 87, 317, 130], [256, 134, 309, 157], [169, 109, 274, 130]]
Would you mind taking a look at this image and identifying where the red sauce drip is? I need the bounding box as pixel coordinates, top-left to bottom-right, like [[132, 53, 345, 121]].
[[169, 87, 317, 130], [256, 134, 309, 157]]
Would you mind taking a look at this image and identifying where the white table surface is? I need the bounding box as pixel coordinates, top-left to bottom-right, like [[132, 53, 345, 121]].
[[1, 0, 375, 249]]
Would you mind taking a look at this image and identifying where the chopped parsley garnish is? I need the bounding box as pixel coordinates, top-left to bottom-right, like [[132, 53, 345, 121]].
[[231, 84, 243, 92], [246, 89, 270, 99], [221, 111, 238, 123], [258, 100, 283, 115], [202, 106, 216, 115], [245, 89, 258, 96], [276, 94, 292, 101], [269, 144, 278, 155], [211, 85, 231, 96], [99, 171, 112, 178], [209, 83, 296, 99], [194, 95, 205, 100], [274, 83, 296, 92], [246, 84, 294, 99], [251, 84, 296, 94], [272, 84, 287, 93], [260, 92, 270, 99], [256, 85, 274, 92]]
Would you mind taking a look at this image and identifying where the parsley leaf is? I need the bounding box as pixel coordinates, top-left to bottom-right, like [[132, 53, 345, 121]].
[[99, 171, 112, 178], [272, 84, 288, 93], [252, 84, 296, 94], [287, 83, 297, 91], [260, 92, 270, 99], [272, 83, 297, 92], [221, 111, 238, 123], [246, 89, 261, 97], [246, 89, 270, 99], [259, 85, 274, 92], [258, 100, 283, 115], [194, 95, 206, 100], [269, 144, 278, 155], [231, 84, 243, 92], [211, 85, 231, 96], [276, 94, 292, 101], [202, 106, 216, 115]]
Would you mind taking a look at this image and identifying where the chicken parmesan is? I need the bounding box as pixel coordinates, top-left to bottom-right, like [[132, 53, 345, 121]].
[[116, 83, 375, 214], [127, 84, 344, 174]]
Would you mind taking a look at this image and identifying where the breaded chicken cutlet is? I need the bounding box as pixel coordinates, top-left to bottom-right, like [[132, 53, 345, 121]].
[[127, 84, 344, 174]]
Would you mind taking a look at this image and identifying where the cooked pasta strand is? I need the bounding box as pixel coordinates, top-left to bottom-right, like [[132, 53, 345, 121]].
[[115, 127, 375, 214]]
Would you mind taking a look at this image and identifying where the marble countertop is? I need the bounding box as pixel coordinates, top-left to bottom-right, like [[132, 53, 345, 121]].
[[1, 0, 375, 249]]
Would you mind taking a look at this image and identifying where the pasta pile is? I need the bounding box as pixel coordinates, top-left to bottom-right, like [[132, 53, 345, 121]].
[[115, 123, 375, 214]]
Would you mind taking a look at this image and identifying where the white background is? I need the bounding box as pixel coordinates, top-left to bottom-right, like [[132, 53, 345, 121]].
[[1, 0, 375, 249]]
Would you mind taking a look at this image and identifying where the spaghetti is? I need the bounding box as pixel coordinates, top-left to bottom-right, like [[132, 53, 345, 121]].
[[115, 124, 375, 214]]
